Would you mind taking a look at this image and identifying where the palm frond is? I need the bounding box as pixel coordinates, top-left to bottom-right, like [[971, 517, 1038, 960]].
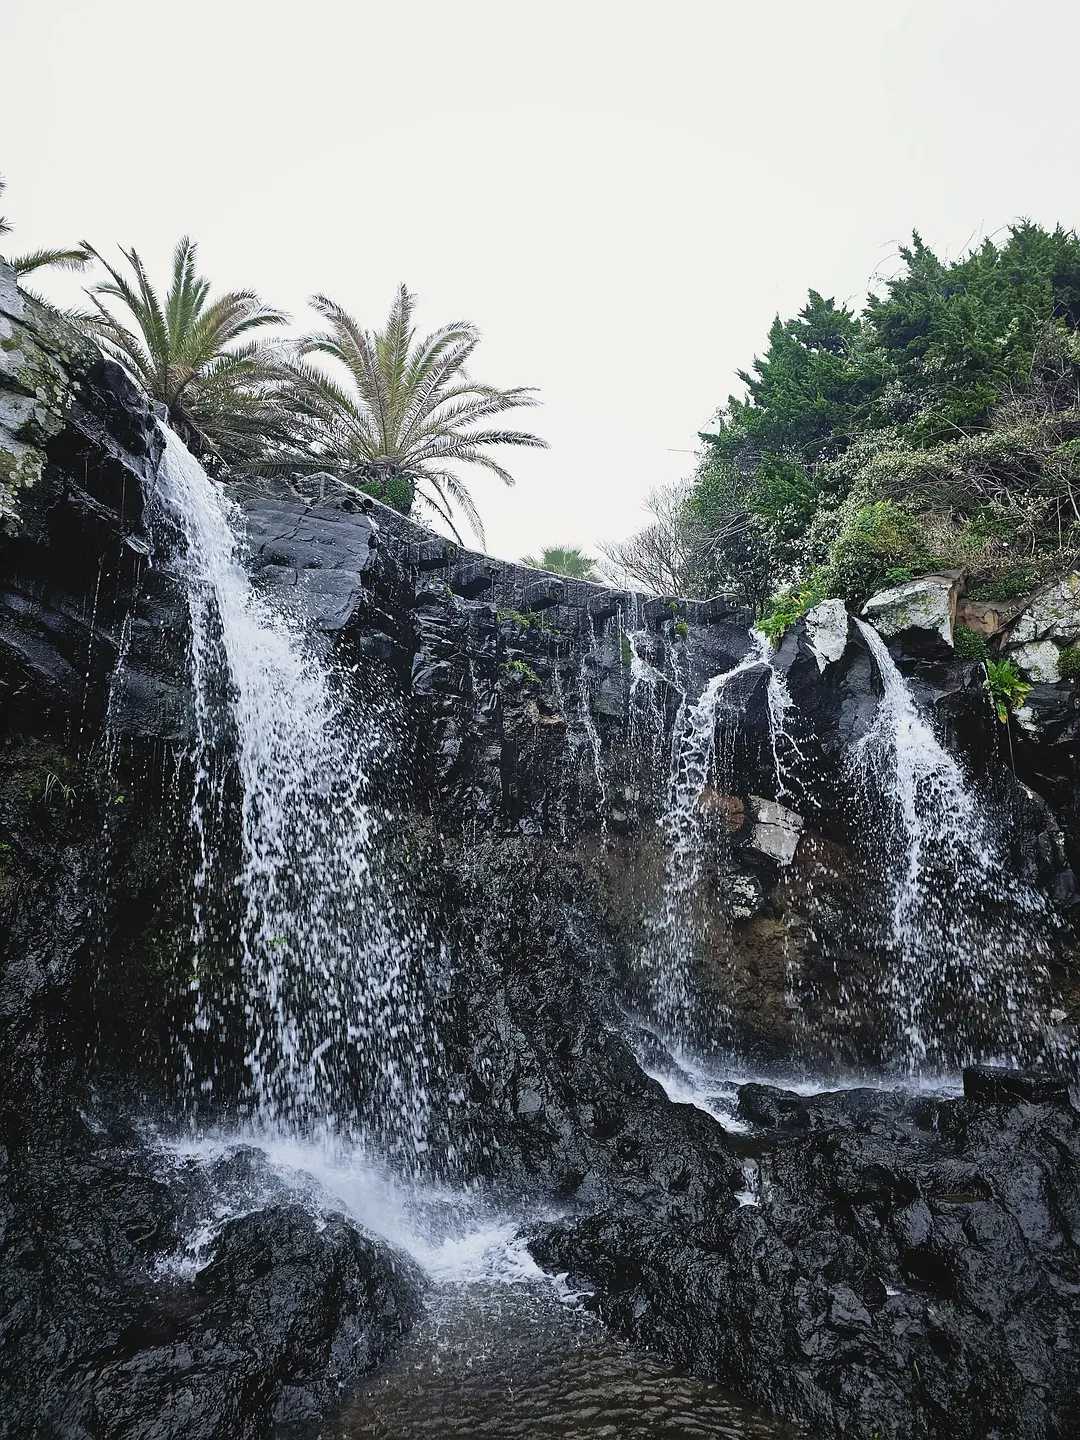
[[80, 236, 289, 465], [417, 468, 486, 544], [11, 246, 90, 276], [284, 284, 545, 536]]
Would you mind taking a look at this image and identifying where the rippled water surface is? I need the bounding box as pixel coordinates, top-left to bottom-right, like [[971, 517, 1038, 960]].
[[327, 1282, 804, 1439]]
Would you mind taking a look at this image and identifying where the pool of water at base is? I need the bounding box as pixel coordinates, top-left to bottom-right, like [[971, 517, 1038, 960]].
[[321, 1280, 805, 1440], [158, 1131, 807, 1440]]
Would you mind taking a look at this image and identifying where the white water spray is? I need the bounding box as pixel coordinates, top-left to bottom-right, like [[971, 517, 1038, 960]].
[[850, 618, 1054, 1070], [626, 628, 676, 809], [642, 635, 771, 1038], [152, 429, 434, 1155]]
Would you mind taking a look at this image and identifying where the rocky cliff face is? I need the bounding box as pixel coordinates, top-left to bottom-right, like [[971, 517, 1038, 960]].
[[2, 268, 1080, 1440]]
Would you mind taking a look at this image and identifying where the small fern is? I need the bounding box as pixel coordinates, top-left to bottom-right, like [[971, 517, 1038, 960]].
[[984, 658, 1031, 723]]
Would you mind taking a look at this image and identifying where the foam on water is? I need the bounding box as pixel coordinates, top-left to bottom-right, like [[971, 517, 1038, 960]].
[[153, 1128, 552, 1287]]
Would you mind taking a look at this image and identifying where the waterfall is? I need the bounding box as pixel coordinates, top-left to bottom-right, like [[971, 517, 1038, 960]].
[[641, 634, 771, 1040], [850, 618, 1054, 1071], [152, 428, 434, 1156]]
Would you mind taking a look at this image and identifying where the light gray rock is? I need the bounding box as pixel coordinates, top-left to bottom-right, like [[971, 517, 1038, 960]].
[[0, 259, 26, 335], [861, 572, 963, 648], [804, 599, 849, 671], [1009, 572, 1080, 645], [747, 796, 803, 867], [1012, 639, 1062, 684]]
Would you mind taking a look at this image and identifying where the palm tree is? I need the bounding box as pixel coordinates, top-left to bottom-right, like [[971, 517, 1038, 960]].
[[81, 236, 289, 466], [521, 544, 600, 581], [0, 177, 88, 282], [278, 285, 547, 543]]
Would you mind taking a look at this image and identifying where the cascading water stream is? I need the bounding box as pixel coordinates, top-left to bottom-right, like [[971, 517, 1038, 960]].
[[849, 618, 1055, 1071], [151, 428, 435, 1157], [577, 662, 608, 830], [641, 634, 772, 1039]]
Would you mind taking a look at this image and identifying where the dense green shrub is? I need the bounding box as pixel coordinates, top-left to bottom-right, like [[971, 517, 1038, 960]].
[[966, 564, 1045, 602], [357, 469, 415, 514], [1059, 644, 1080, 679], [824, 501, 934, 601], [758, 571, 828, 644], [690, 222, 1080, 624], [953, 624, 989, 661], [501, 659, 541, 685], [497, 609, 549, 632]]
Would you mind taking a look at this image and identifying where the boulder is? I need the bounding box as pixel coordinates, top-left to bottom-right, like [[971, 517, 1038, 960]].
[[747, 796, 803, 866], [861, 570, 964, 655], [530, 1083, 1080, 1440], [450, 560, 497, 598], [1005, 572, 1080, 682], [643, 596, 685, 630], [962, 1064, 1071, 1105], [804, 597, 850, 670], [241, 494, 381, 633], [411, 538, 452, 570], [1012, 637, 1062, 683], [587, 590, 625, 623], [955, 597, 1017, 638], [1009, 571, 1080, 645], [524, 577, 565, 611], [2, 1123, 425, 1440]]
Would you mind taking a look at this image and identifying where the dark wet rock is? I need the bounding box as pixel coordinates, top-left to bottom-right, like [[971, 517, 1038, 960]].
[[587, 590, 624, 623], [242, 492, 380, 632], [737, 1081, 911, 1132], [0, 267, 173, 740], [437, 839, 744, 1217], [0, 1115, 424, 1440], [529, 1085, 1080, 1440], [963, 1064, 1072, 1105], [524, 576, 565, 610], [450, 560, 497, 598], [643, 595, 685, 629], [54, 1205, 423, 1440]]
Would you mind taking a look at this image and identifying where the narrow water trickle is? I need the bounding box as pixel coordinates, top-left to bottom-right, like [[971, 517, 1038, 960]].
[[151, 428, 436, 1157], [761, 647, 809, 804], [626, 628, 674, 809], [576, 645, 609, 834]]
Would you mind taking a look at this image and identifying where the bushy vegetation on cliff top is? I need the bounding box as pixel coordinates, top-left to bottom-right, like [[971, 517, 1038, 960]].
[[685, 223, 1080, 620]]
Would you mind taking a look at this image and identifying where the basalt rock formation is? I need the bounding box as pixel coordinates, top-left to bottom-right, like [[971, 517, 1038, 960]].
[[2, 265, 1079, 1439], [531, 1077, 1080, 1440]]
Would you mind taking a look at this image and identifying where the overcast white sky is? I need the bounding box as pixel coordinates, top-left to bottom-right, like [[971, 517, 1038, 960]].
[[5, 0, 1080, 562]]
